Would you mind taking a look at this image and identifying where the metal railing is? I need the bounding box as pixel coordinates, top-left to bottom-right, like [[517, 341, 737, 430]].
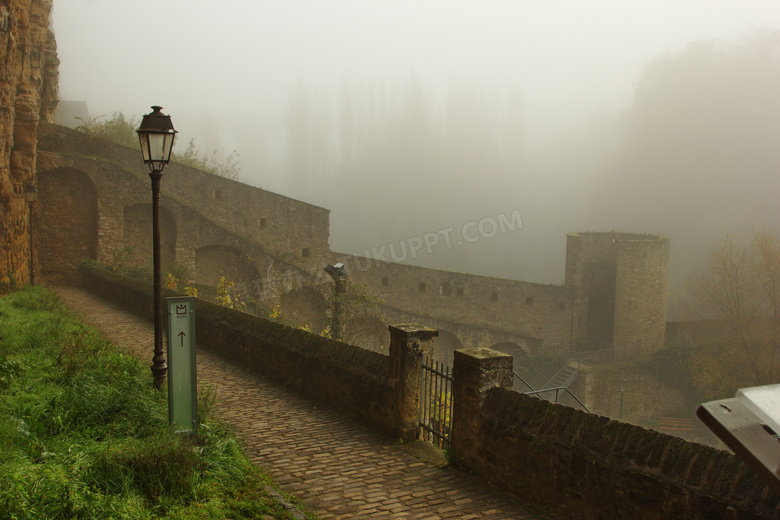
[[573, 348, 614, 369], [520, 381, 590, 413], [513, 371, 536, 393], [528, 347, 571, 390], [419, 357, 454, 449]]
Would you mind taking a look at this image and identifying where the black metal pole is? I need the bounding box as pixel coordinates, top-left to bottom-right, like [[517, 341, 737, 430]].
[[28, 204, 34, 286], [150, 170, 167, 389], [332, 280, 341, 342]]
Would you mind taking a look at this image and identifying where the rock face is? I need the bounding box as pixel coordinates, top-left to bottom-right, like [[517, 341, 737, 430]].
[[0, 0, 59, 285]]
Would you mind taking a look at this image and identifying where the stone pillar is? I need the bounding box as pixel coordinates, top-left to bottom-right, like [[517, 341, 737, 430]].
[[451, 348, 513, 463], [388, 324, 437, 441]]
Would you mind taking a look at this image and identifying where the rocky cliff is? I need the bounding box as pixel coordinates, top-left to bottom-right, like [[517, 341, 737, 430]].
[[0, 0, 58, 284]]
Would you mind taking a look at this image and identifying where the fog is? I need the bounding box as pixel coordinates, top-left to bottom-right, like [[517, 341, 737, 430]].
[[52, 1, 780, 295]]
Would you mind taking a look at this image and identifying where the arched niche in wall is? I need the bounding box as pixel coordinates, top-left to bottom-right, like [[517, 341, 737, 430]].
[[279, 286, 329, 334], [194, 245, 259, 290], [37, 167, 98, 283], [122, 204, 178, 270], [343, 315, 390, 353], [433, 329, 464, 366]]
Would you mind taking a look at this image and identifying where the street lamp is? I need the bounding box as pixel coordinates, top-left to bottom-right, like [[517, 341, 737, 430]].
[[136, 106, 177, 390], [619, 375, 628, 419], [24, 183, 37, 286], [324, 262, 347, 341]]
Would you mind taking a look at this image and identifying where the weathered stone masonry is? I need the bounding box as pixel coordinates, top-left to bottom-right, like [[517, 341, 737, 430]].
[[81, 264, 779, 520], [35, 122, 670, 361], [35, 124, 329, 288], [0, 0, 58, 284], [565, 232, 670, 359]]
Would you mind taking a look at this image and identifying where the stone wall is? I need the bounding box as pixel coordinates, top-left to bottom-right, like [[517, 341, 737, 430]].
[[36, 123, 332, 278], [76, 268, 777, 519], [0, 0, 58, 284], [451, 348, 779, 520], [34, 135, 317, 288], [37, 124, 670, 361], [36, 167, 97, 283], [335, 254, 573, 348], [78, 262, 396, 432]]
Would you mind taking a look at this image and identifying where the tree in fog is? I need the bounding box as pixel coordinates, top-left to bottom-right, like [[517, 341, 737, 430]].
[[679, 230, 780, 399], [591, 31, 780, 287]]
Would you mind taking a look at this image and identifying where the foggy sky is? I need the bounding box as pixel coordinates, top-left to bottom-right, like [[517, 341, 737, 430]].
[[51, 1, 780, 291]]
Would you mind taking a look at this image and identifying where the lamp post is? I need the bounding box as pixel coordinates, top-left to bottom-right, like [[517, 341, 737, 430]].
[[324, 262, 347, 341], [24, 183, 37, 285], [619, 375, 627, 419], [136, 106, 177, 390]]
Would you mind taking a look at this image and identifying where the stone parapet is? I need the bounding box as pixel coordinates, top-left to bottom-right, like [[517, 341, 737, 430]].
[[387, 324, 437, 440]]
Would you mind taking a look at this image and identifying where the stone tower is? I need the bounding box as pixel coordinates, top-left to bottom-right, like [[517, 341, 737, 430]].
[[565, 232, 669, 361]]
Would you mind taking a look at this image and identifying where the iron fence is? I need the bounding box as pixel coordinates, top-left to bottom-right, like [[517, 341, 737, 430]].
[[419, 356, 454, 449]]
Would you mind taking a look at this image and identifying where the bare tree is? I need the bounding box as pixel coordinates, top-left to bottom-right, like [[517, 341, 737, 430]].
[[681, 230, 780, 399]]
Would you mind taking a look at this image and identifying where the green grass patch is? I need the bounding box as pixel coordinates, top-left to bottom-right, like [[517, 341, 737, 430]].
[[0, 286, 312, 519]]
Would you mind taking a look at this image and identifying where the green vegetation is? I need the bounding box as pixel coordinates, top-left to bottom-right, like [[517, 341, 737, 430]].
[[76, 112, 241, 180], [644, 341, 701, 403], [0, 286, 308, 519]]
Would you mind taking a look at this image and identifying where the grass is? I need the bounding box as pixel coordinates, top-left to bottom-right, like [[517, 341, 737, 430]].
[[0, 286, 313, 519]]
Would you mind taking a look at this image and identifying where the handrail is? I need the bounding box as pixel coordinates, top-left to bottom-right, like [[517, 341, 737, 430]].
[[524, 386, 590, 413], [512, 371, 536, 392], [528, 347, 571, 389], [573, 348, 614, 370]]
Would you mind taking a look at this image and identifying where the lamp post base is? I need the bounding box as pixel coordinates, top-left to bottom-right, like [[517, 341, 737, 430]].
[[151, 362, 168, 390]]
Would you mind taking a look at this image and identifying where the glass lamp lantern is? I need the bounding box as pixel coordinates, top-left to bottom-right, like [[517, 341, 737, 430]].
[[136, 106, 177, 173], [24, 183, 37, 204]]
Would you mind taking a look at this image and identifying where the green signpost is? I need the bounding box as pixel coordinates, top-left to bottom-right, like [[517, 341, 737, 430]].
[[166, 296, 197, 435]]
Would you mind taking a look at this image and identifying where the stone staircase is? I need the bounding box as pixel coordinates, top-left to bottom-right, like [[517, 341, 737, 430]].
[[545, 364, 578, 390]]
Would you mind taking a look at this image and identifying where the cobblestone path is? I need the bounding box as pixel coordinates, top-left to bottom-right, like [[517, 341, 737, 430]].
[[55, 286, 558, 520]]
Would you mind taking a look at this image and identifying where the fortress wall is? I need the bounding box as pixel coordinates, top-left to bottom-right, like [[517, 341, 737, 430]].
[[77, 266, 777, 519], [36, 123, 332, 275], [337, 255, 573, 348], [36, 126, 670, 361], [35, 151, 309, 289], [468, 386, 778, 520]]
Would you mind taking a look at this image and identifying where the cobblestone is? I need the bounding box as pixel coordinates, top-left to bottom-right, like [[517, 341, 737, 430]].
[[55, 286, 558, 520]]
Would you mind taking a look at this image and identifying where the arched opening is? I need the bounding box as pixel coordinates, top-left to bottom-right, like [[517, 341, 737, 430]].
[[280, 287, 329, 333], [194, 245, 259, 291], [345, 315, 390, 353], [123, 204, 177, 270], [433, 329, 463, 366], [37, 168, 98, 283]]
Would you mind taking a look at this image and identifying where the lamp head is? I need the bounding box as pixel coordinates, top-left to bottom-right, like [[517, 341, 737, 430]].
[[24, 183, 37, 204], [136, 106, 177, 173], [324, 263, 347, 289]]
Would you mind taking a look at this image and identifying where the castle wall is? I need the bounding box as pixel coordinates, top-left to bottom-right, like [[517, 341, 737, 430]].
[[36, 167, 97, 283], [338, 255, 573, 348], [36, 123, 331, 276], [36, 126, 669, 361], [78, 266, 778, 520], [0, 0, 58, 284]]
